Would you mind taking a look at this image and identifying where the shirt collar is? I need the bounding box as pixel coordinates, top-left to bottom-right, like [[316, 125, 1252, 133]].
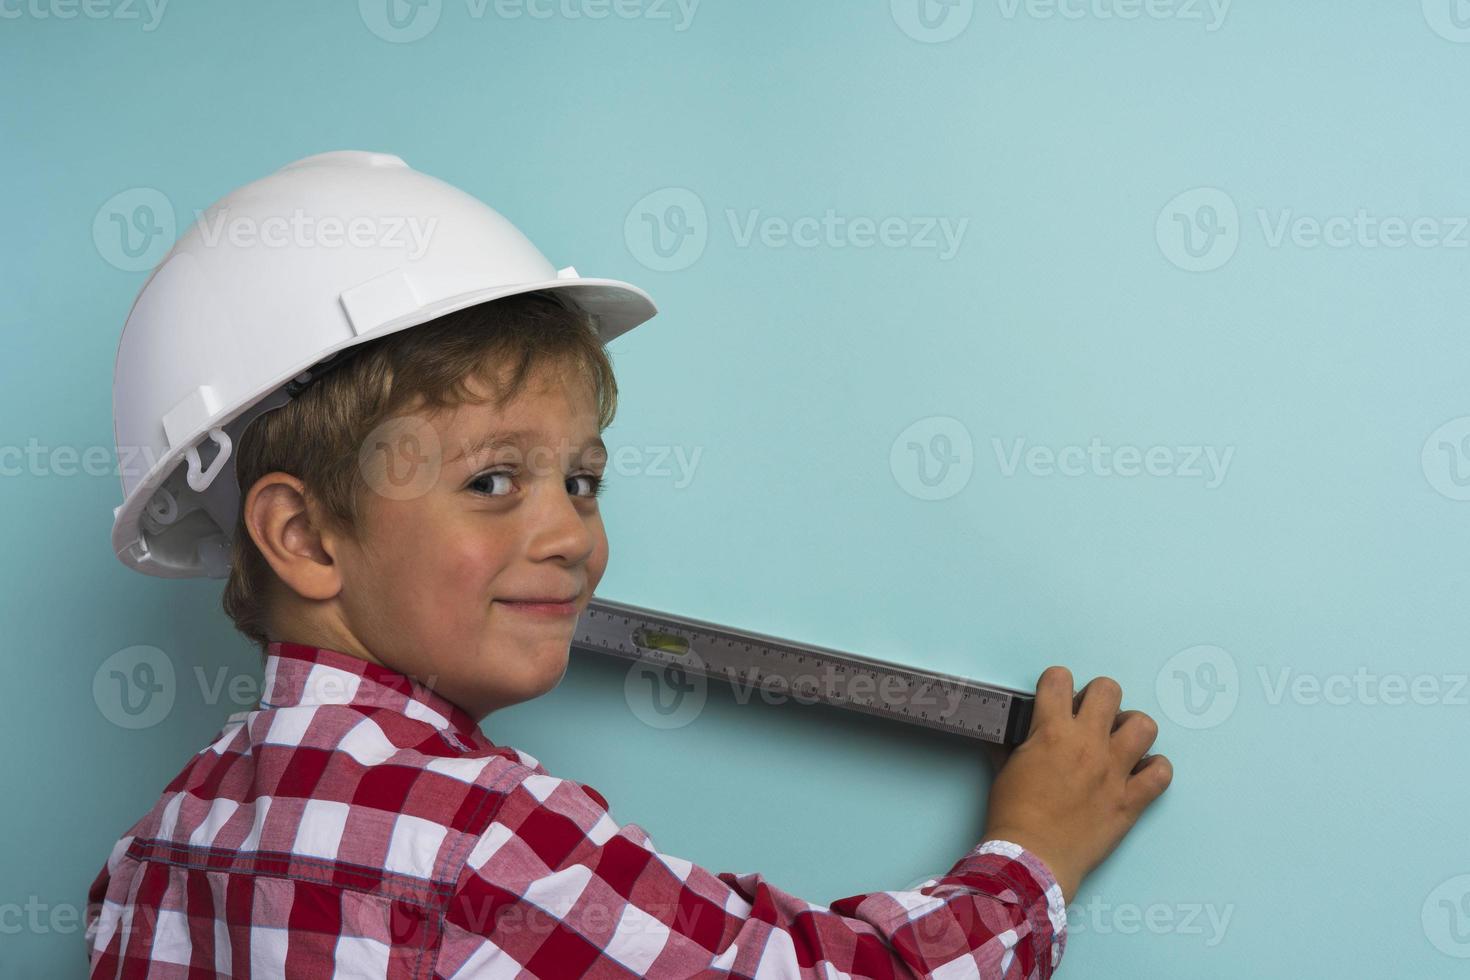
[[261, 641, 490, 748]]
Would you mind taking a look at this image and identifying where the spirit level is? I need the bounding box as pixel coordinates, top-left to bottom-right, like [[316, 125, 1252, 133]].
[[573, 597, 1036, 745]]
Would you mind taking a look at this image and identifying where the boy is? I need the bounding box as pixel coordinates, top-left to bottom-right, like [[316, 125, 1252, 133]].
[[88, 151, 1172, 978]]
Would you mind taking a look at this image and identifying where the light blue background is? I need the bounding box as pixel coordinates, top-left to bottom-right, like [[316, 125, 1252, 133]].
[[4, 1, 1468, 976]]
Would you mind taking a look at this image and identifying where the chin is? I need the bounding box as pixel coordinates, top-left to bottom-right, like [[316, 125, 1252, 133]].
[[538, 646, 573, 693], [508, 643, 573, 702]]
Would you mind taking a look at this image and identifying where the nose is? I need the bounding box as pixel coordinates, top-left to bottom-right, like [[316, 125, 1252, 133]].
[[521, 477, 598, 565]]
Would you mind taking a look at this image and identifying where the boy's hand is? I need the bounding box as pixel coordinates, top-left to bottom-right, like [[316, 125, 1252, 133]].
[[979, 666, 1173, 906], [979, 740, 1012, 774]]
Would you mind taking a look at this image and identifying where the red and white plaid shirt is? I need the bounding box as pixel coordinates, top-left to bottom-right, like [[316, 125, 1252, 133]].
[[86, 640, 1068, 978]]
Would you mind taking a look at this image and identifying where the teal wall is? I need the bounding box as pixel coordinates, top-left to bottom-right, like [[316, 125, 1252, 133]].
[[4, 1, 1469, 976]]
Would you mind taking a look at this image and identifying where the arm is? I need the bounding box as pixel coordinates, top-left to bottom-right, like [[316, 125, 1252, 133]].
[[435, 759, 1067, 979]]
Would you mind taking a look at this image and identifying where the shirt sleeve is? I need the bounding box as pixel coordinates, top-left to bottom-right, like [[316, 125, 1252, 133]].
[[435, 759, 1068, 979]]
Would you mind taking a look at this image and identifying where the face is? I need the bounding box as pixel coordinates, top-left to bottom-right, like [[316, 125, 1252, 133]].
[[324, 360, 610, 720]]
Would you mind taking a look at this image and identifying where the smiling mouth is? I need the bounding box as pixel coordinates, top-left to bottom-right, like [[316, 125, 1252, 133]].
[[494, 598, 580, 618]]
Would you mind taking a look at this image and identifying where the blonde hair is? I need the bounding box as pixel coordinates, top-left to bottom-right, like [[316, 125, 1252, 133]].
[[221, 290, 619, 652]]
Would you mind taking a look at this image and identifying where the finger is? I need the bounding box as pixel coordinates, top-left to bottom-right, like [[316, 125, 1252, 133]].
[[1123, 754, 1174, 812], [1076, 675, 1123, 732], [1110, 708, 1153, 737], [1030, 665, 1074, 736], [1109, 710, 1160, 768]]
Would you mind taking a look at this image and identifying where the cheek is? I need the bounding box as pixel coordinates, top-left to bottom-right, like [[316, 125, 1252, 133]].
[[439, 527, 517, 593], [376, 504, 508, 590], [588, 517, 610, 586]]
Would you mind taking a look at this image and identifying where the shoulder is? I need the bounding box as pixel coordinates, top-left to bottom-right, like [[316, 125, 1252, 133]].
[[112, 703, 546, 889]]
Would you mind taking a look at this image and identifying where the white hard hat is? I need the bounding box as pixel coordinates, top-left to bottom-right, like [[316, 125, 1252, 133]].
[[110, 149, 657, 580]]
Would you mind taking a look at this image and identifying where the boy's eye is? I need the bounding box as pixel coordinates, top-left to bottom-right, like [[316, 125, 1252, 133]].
[[570, 474, 607, 499], [469, 470, 607, 500], [470, 471, 515, 496]]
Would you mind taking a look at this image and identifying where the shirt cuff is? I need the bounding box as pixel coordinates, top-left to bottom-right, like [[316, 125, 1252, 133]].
[[948, 839, 1068, 974]]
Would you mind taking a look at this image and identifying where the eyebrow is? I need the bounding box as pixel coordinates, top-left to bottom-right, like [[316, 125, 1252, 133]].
[[449, 429, 607, 464]]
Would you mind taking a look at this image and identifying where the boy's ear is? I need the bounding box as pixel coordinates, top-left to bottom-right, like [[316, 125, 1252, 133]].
[[242, 473, 343, 602]]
